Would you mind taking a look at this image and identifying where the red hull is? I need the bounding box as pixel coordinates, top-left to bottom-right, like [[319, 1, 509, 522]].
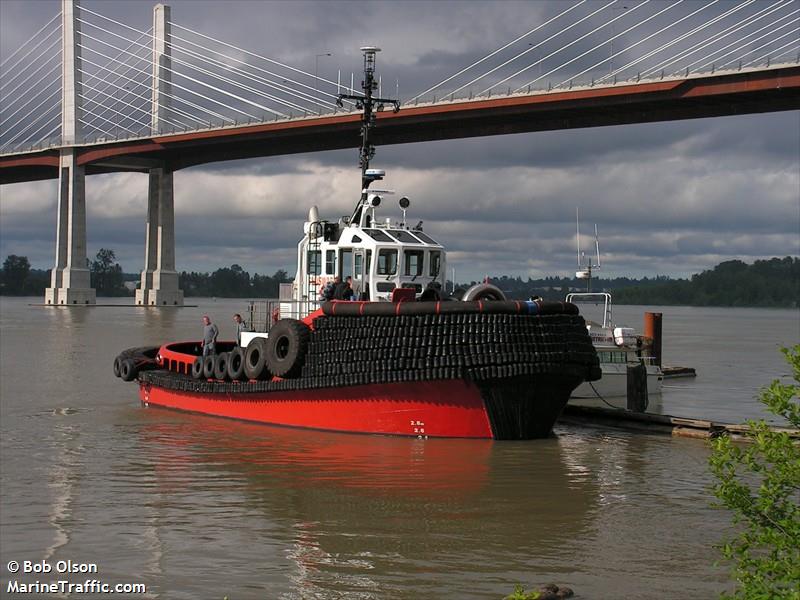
[[139, 379, 494, 438]]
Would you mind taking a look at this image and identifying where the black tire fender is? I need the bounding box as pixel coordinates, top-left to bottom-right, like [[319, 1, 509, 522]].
[[202, 355, 216, 379], [191, 356, 204, 380], [213, 352, 229, 381], [462, 282, 506, 302], [265, 319, 310, 378], [227, 346, 246, 380], [244, 338, 270, 380], [113, 355, 122, 378], [120, 358, 138, 382]]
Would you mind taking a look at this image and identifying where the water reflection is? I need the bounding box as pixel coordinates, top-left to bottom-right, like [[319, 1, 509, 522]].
[[133, 411, 601, 598]]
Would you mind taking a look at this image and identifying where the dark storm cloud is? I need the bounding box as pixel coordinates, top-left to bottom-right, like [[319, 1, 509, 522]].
[[1, 0, 798, 280]]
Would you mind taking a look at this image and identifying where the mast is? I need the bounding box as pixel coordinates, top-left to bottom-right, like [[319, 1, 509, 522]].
[[337, 47, 399, 220]]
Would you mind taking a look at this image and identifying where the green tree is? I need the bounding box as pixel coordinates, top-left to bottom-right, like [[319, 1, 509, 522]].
[[90, 248, 126, 296], [1, 255, 31, 294], [709, 345, 800, 598]]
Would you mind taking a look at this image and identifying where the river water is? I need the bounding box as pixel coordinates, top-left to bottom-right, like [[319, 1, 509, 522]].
[[1, 297, 797, 599]]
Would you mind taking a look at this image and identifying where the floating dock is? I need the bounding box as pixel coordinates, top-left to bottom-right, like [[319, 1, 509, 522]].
[[559, 404, 799, 441]]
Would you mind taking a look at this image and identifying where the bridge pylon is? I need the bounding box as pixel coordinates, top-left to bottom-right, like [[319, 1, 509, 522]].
[[135, 4, 183, 306], [44, 0, 95, 305], [136, 167, 183, 306]]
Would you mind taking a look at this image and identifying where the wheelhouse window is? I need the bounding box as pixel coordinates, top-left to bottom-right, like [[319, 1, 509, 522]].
[[404, 250, 424, 276], [354, 253, 363, 277], [429, 251, 441, 277], [364, 228, 393, 242], [412, 231, 439, 245], [388, 229, 421, 243], [325, 250, 336, 275], [377, 249, 398, 275], [307, 250, 321, 275], [340, 249, 353, 278]]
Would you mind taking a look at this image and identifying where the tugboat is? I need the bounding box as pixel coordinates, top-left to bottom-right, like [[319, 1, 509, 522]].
[[114, 47, 600, 439]]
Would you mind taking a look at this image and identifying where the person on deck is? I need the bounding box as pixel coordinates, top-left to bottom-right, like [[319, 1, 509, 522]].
[[202, 315, 219, 356], [321, 276, 340, 302], [334, 276, 354, 301], [232, 313, 249, 346]]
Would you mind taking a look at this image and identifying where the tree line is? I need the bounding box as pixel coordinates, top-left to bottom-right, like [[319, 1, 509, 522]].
[[2, 252, 797, 307]]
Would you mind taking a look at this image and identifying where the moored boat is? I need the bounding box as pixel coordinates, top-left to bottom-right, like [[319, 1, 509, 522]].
[[114, 47, 601, 440], [567, 292, 663, 400]]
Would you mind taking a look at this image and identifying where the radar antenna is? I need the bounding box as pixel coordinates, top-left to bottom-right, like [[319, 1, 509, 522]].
[[337, 47, 400, 222]]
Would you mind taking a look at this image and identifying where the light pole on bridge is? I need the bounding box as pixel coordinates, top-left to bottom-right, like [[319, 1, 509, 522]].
[[314, 52, 332, 94]]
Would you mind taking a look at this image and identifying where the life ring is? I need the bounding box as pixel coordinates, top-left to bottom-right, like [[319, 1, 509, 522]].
[[244, 338, 271, 380], [265, 319, 310, 378], [227, 347, 246, 380]]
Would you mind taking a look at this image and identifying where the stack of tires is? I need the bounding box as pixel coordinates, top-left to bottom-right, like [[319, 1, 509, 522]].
[[300, 312, 600, 388], [189, 319, 311, 383], [112, 346, 160, 382], [135, 303, 600, 395]]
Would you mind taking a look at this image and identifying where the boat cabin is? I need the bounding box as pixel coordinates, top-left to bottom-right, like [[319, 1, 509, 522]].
[[291, 183, 447, 308]]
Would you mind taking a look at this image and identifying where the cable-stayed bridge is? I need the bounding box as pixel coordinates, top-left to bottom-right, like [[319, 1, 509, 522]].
[[1, 0, 798, 304]]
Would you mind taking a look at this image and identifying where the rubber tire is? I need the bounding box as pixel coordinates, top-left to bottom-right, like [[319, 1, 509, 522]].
[[202, 355, 216, 379], [265, 319, 310, 378], [113, 355, 122, 378], [190, 356, 204, 379], [244, 338, 270, 380], [213, 352, 229, 381], [462, 282, 506, 302], [227, 347, 246, 380], [120, 358, 138, 382]]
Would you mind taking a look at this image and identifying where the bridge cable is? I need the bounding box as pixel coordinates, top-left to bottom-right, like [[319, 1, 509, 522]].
[[565, 0, 720, 89], [498, 0, 655, 94], [406, 0, 588, 103], [0, 80, 61, 130], [0, 37, 61, 94], [166, 37, 341, 112], [76, 31, 289, 120], [624, 0, 788, 81], [0, 61, 61, 123], [3, 100, 61, 148], [0, 11, 60, 71], [638, 0, 763, 78], [447, 0, 618, 101], [75, 50, 238, 129], [693, 12, 799, 73], [168, 21, 357, 96], [737, 28, 800, 68]]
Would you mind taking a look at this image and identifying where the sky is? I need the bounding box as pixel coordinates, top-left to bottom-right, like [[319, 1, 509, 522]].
[[1, 0, 798, 282]]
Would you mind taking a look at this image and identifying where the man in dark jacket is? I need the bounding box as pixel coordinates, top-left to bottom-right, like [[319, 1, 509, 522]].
[[333, 276, 354, 300]]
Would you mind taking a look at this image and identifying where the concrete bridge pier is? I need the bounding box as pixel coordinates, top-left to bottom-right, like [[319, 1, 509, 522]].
[[135, 167, 183, 306], [44, 149, 96, 305]]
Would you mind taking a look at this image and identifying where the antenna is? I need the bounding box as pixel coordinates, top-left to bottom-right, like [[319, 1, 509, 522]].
[[594, 224, 601, 269], [337, 47, 400, 225], [576, 208, 581, 267], [575, 208, 600, 292]]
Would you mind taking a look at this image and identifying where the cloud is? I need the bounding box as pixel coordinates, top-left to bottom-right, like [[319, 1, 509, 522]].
[[1, 1, 798, 282]]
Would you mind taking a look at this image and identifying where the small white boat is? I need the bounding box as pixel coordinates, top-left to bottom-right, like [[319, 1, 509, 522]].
[[567, 292, 663, 399]]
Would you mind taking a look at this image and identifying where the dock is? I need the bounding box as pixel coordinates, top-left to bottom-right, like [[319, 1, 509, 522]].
[[559, 404, 800, 441]]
